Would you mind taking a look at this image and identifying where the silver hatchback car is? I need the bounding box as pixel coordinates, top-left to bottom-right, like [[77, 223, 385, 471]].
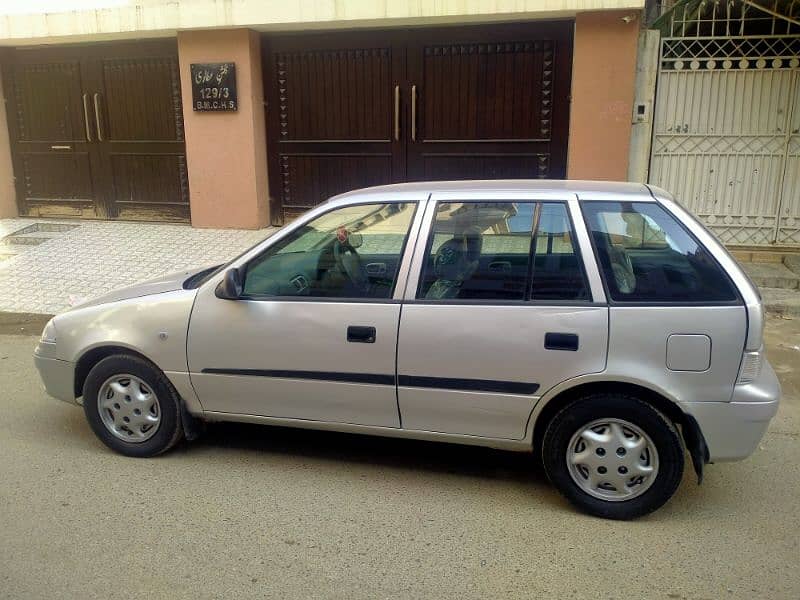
[[35, 181, 780, 519]]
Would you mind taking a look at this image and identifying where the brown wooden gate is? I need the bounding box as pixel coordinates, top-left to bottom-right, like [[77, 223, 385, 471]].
[[264, 22, 573, 224], [3, 40, 189, 222]]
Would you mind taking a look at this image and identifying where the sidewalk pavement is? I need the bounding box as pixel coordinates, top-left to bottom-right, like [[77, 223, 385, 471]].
[[0, 218, 274, 315], [2, 216, 798, 318]]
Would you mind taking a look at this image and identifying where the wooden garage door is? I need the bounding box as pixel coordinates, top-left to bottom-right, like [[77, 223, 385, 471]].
[[3, 40, 189, 222], [264, 22, 573, 225]]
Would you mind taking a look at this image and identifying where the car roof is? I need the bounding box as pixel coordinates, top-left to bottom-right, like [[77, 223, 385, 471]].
[[329, 179, 655, 203]]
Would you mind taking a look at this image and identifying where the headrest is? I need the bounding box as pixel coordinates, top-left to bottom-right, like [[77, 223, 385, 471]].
[[434, 229, 482, 281], [462, 226, 483, 261]]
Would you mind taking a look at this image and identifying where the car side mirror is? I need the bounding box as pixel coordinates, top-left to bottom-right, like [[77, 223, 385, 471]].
[[215, 267, 243, 300]]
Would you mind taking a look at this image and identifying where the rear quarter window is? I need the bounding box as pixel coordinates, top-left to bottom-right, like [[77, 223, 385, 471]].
[[581, 201, 739, 303]]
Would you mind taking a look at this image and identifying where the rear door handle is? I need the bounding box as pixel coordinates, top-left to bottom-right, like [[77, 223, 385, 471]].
[[347, 325, 376, 343], [544, 332, 579, 351]]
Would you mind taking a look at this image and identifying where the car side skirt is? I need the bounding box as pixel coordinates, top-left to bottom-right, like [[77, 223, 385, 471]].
[[201, 411, 535, 452]]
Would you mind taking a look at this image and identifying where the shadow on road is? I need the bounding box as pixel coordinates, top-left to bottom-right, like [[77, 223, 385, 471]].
[[192, 420, 547, 485]]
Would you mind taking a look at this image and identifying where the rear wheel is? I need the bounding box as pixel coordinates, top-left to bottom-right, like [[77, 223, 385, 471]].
[[542, 394, 684, 519], [83, 354, 184, 457]]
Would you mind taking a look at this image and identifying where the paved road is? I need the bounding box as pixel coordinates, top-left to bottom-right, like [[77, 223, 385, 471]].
[[1, 319, 798, 599]]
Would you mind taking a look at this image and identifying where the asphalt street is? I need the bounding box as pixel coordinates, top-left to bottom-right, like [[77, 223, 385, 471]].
[[1, 317, 798, 599]]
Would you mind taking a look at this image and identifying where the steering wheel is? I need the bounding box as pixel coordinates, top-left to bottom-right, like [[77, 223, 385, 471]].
[[333, 239, 368, 291]]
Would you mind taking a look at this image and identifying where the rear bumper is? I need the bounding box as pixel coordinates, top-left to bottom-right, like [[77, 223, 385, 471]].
[[681, 360, 781, 462], [33, 351, 76, 405]]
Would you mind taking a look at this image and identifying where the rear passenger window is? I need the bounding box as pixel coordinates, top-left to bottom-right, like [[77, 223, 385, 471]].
[[416, 201, 590, 302], [531, 203, 590, 301], [582, 201, 738, 303], [417, 202, 535, 301]]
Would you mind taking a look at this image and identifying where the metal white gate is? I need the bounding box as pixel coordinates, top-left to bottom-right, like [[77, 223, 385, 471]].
[[649, 1, 800, 246]]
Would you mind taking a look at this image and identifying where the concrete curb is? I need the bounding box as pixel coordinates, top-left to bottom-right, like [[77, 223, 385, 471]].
[[761, 288, 800, 319], [0, 312, 53, 336]]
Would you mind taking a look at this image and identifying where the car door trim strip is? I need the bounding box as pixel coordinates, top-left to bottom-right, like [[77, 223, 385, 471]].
[[201, 368, 395, 386], [200, 369, 539, 395], [398, 375, 539, 395]]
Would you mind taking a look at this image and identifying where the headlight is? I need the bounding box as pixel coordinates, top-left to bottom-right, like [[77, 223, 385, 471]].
[[40, 319, 57, 344]]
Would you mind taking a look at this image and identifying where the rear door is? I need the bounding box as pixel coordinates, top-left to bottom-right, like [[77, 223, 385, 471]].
[[396, 193, 608, 440]]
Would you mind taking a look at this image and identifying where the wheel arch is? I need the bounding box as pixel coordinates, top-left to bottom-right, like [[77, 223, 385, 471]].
[[75, 344, 205, 441], [74, 344, 156, 398], [530, 379, 708, 482]]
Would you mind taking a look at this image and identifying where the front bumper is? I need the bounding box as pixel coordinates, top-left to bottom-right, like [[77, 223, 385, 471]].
[[34, 345, 76, 405], [681, 359, 781, 462]]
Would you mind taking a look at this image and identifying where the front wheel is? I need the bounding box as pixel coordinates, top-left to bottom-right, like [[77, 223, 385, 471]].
[[542, 394, 684, 520], [83, 354, 184, 457]]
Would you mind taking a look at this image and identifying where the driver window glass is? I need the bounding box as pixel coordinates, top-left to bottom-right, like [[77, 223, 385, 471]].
[[243, 202, 416, 299], [417, 202, 536, 301]]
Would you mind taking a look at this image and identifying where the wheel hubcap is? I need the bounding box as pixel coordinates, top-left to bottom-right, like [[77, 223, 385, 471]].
[[566, 418, 659, 502], [97, 374, 161, 443]]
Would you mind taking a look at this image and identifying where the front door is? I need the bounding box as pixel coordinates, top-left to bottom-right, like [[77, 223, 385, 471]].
[[187, 199, 423, 426], [263, 22, 574, 225], [3, 41, 189, 222], [397, 197, 608, 440]]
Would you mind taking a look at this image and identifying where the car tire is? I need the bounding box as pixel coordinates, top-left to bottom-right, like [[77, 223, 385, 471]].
[[83, 354, 184, 457], [541, 393, 684, 520]]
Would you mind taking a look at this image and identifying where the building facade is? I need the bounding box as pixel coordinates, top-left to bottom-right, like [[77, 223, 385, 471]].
[[1, 0, 797, 248], [0, 0, 645, 229]]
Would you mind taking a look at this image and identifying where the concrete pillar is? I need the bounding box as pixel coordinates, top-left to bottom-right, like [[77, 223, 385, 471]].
[[567, 10, 641, 181], [0, 73, 17, 218], [178, 29, 268, 229], [627, 28, 660, 183]]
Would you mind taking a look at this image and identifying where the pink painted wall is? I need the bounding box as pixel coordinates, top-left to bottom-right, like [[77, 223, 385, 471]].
[[178, 29, 268, 228], [567, 11, 640, 181]]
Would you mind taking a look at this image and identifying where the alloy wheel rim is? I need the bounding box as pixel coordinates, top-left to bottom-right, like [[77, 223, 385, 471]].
[[566, 418, 659, 502], [97, 374, 161, 443]]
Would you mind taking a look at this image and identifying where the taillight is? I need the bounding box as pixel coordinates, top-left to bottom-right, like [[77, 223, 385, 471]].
[[737, 350, 763, 385]]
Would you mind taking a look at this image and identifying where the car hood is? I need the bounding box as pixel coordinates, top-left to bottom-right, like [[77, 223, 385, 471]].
[[69, 266, 212, 311]]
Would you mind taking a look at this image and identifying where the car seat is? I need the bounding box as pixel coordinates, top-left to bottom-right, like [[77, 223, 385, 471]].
[[425, 227, 483, 299]]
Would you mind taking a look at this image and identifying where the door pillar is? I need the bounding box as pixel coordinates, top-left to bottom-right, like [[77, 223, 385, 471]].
[[178, 29, 268, 229]]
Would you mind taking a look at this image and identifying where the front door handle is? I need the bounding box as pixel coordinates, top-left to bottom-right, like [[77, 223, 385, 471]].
[[544, 332, 579, 351], [347, 326, 376, 343]]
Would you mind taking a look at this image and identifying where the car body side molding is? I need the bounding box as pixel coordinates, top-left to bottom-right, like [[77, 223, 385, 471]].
[[398, 375, 540, 395], [201, 368, 395, 386]]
